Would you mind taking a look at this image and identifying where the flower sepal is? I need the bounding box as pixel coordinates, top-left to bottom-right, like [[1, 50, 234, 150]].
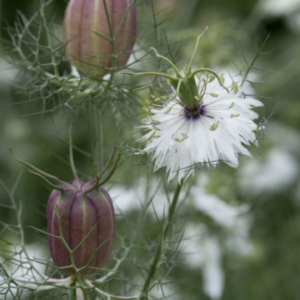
[[171, 76, 199, 109], [124, 29, 231, 109]]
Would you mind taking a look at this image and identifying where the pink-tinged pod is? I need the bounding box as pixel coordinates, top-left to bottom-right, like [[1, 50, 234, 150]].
[[63, 0, 137, 76], [47, 178, 115, 276]]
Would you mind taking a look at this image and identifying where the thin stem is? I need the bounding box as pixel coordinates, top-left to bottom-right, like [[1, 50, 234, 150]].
[[8, 148, 63, 183], [140, 182, 183, 298], [69, 121, 78, 179], [123, 71, 178, 82], [110, 0, 136, 86], [40, 1, 59, 78], [102, 0, 117, 91], [94, 103, 101, 172], [241, 33, 271, 87], [150, 0, 158, 43], [189, 68, 230, 93], [99, 111, 104, 169], [168, 78, 183, 102], [94, 246, 131, 284], [165, 183, 182, 235], [83, 144, 121, 194], [186, 27, 208, 75], [83, 177, 100, 196], [17, 204, 47, 280], [98, 151, 122, 187], [86, 280, 139, 299], [26, 169, 64, 192], [98, 146, 116, 179], [70, 287, 77, 300], [150, 47, 182, 79]]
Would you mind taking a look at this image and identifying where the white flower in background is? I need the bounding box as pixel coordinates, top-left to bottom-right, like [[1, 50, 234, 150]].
[[0, 58, 18, 87], [0, 243, 48, 298], [259, 0, 300, 17], [238, 124, 300, 197], [139, 74, 263, 182], [183, 174, 253, 300], [191, 174, 253, 256], [239, 148, 299, 196], [182, 227, 224, 300], [111, 178, 167, 215], [192, 175, 249, 228], [253, 0, 300, 33], [201, 238, 224, 300]]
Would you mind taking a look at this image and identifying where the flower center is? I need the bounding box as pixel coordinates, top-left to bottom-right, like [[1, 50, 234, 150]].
[[184, 105, 206, 120]]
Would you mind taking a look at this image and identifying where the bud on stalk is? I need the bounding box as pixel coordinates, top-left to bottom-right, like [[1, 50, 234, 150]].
[[47, 178, 115, 276], [63, 0, 137, 76], [10, 123, 121, 277]]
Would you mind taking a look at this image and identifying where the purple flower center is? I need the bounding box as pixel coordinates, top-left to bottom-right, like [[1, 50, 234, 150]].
[[184, 105, 206, 120]]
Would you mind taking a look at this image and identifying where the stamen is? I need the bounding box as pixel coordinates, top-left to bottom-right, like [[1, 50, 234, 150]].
[[210, 122, 219, 131], [232, 81, 239, 93], [208, 75, 215, 82], [165, 107, 172, 114], [208, 93, 219, 98], [175, 133, 189, 142], [151, 134, 159, 139], [151, 119, 160, 125], [165, 103, 178, 114], [230, 113, 240, 118], [220, 74, 225, 85]]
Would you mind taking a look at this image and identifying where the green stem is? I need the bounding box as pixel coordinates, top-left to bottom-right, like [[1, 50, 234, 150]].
[[170, 78, 182, 102], [240, 33, 271, 87], [189, 68, 230, 93], [140, 182, 183, 298], [94, 104, 101, 172], [98, 145, 116, 179], [123, 71, 178, 82], [8, 148, 64, 183], [26, 169, 64, 192], [69, 121, 78, 179], [150, 47, 183, 79], [40, 2, 59, 78], [150, 0, 158, 43], [98, 150, 122, 187], [186, 27, 208, 75]]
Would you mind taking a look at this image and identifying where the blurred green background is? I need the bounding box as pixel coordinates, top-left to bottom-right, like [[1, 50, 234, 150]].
[[1, 0, 300, 299]]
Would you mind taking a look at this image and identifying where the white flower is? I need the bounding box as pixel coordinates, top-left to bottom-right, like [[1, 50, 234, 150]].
[[191, 174, 254, 257], [139, 75, 263, 182], [258, 0, 300, 17]]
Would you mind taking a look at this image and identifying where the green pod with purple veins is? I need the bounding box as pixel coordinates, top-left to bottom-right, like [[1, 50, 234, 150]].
[[63, 0, 137, 76], [47, 178, 115, 276]]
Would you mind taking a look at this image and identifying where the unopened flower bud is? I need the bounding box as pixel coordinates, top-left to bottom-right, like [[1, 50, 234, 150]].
[[47, 178, 115, 275], [63, 0, 137, 76]]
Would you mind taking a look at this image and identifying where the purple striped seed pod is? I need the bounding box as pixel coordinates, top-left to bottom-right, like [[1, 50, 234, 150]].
[[47, 178, 115, 276], [63, 0, 137, 76]]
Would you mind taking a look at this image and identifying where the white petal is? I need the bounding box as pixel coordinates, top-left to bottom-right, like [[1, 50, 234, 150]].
[[139, 77, 263, 182]]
